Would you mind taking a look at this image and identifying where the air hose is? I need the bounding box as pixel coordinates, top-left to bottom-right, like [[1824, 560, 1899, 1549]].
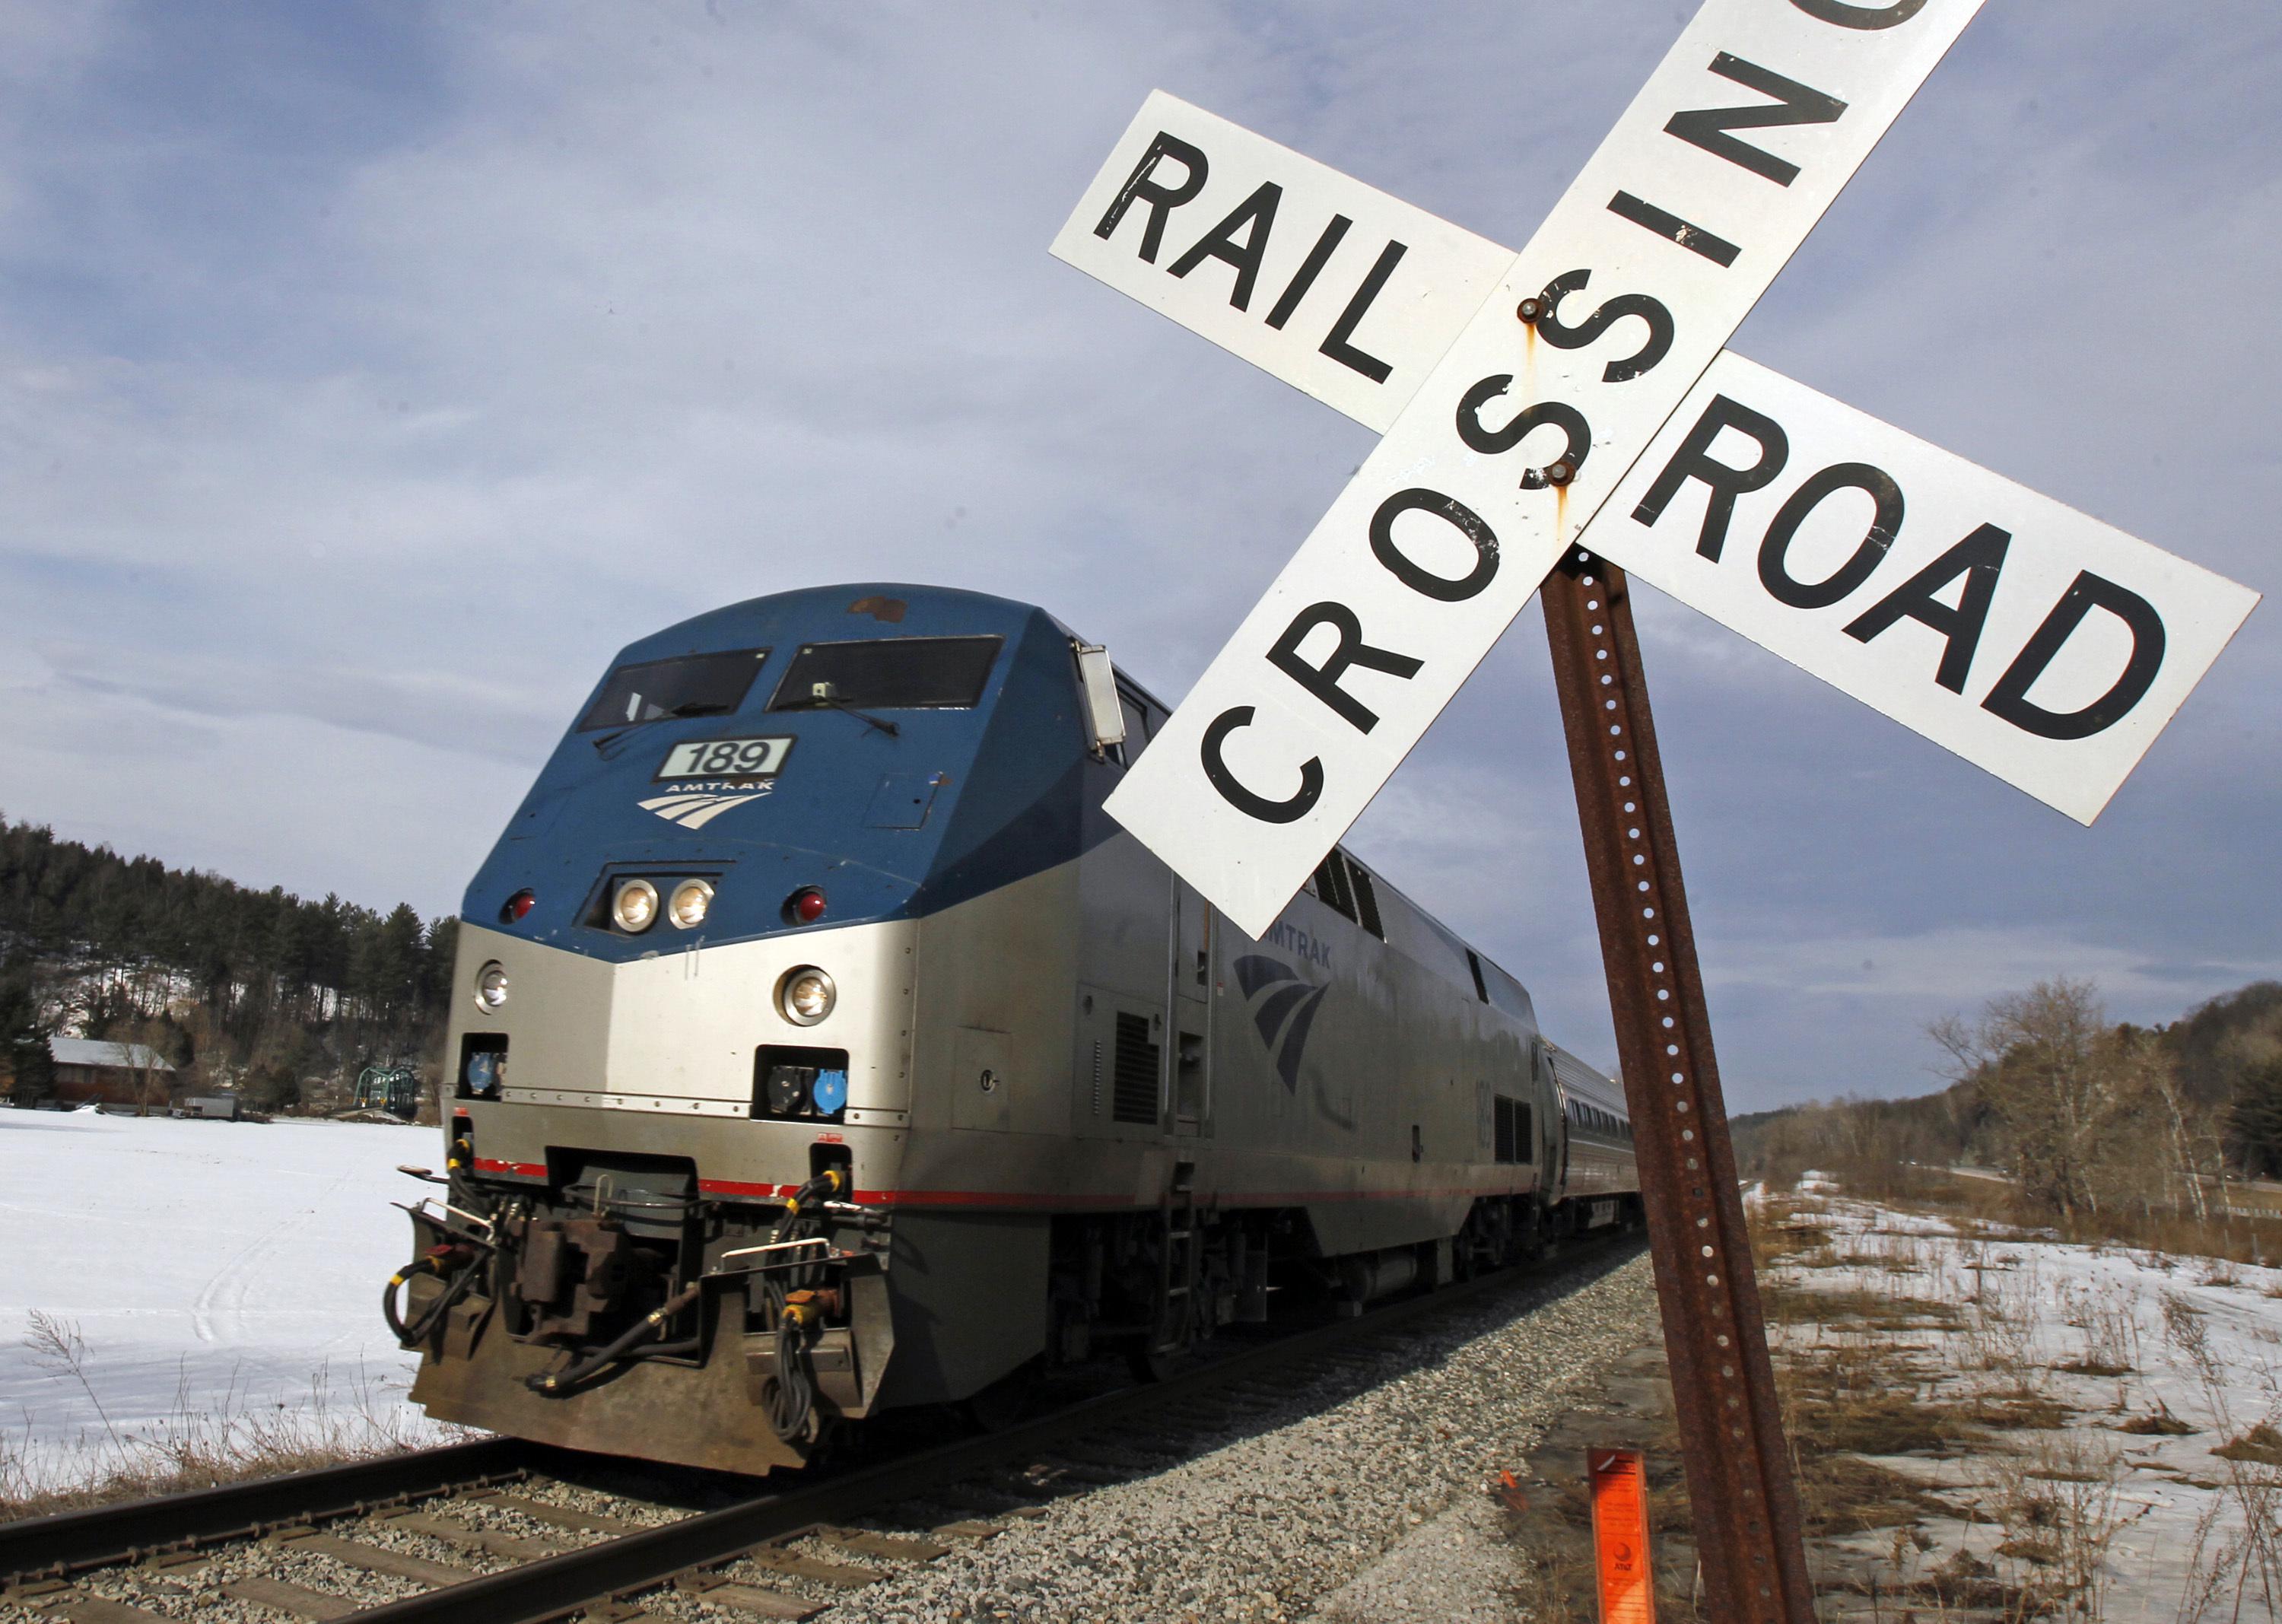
[[524, 1167, 849, 1418], [383, 1243, 482, 1348], [525, 1281, 704, 1396], [756, 1167, 845, 1444]]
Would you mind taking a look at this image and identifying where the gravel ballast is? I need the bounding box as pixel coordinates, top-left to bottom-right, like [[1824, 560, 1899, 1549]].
[[814, 1249, 1664, 1624]]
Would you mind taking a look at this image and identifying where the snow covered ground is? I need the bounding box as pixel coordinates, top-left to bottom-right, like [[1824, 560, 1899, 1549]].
[[1762, 1188, 2282, 1622], [0, 1107, 455, 1489]]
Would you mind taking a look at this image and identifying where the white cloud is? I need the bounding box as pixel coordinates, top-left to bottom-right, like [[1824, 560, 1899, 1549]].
[[1708, 922, 2280, 1010]]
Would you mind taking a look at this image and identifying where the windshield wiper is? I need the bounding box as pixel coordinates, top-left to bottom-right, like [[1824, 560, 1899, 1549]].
[[800, 681, 898, 737], [815, 693, 899, 737]]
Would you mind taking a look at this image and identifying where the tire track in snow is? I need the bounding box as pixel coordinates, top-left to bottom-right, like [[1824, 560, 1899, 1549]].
[[191, 1164, 359, 1344]]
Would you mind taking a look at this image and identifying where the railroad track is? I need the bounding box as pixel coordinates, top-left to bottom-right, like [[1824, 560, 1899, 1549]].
[[2, 1232, 1641, 1624]]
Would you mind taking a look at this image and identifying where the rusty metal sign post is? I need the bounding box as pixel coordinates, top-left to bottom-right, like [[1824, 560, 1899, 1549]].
[[1545, 555, 1808, 1619]]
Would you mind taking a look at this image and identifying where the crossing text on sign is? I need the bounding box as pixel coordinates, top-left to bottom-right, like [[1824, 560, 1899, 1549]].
[[1095, 0, 1991, 936]]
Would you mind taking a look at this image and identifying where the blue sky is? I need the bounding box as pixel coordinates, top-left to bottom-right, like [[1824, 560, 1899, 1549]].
[[0, 1, 2274, 1108]]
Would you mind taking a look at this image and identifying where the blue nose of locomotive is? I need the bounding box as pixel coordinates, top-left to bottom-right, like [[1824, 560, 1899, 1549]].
[[465, 583, 1098, 955]]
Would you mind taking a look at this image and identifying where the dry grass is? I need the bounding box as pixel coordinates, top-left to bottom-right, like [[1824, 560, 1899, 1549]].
[[1769, 1282, 1965, 1333], [1751, 1177, 2282, 1620], [2211, 1422, 2282, 1467], [2155, 1282, 2282, 1613], [1958, 1394, 2077, 1432], [1782, 1352, 1975, 1460], [1878, 1171, 2282, 1272], [1794, 1454, 1954, 1540], [2055, 1356, 2132, 1378], [2115, 1400, 2195, 1436], [1749, 1191, 2161, 1619], [1825, 1543, 2055, 1619], [1984, 1433, 2134, 1619], [0, 1311, 450, 1521]]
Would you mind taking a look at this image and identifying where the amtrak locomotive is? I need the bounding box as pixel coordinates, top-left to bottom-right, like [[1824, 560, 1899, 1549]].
[[388, 584, 1637, 1473]]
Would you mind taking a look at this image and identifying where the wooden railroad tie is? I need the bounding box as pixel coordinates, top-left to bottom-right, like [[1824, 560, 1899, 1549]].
[[675, 1569, 826, 1620], [455, 1489, 648, 1536], [221, 1575, 361, 1621], [378, 1508, 573, 1562], [47, 1599, 176, 1624], [268, 1527, 472, 1590]]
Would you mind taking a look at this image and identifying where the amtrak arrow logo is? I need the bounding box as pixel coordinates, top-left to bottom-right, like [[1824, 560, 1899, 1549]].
[[1234, 955, 1327, 1092], [637, 788, 771, 830]]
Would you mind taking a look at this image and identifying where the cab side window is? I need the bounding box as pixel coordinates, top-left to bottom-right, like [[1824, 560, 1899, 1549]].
[[1099, 688, 1161, 768]]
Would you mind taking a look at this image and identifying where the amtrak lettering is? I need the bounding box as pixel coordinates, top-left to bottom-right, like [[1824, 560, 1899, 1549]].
[[1627, 392, 2169, 739], [637, 780, 776, 831], [1261, 918, 1333, 971]]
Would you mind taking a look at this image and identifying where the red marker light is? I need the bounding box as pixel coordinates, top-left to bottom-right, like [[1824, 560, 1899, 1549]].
[[504, 889, 537, 923], [789, 887, 828, 925]]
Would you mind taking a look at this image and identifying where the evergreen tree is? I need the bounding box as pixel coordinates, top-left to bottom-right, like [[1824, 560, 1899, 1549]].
[[373, 904, 425, 1024], [2229, 1057, 2282, 1178], [0, 816, 462, 1110], [0, 958, 55, 1104]]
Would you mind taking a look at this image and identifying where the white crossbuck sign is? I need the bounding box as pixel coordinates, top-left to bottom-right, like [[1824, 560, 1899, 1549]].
[[1052, 0, 2260, 939]]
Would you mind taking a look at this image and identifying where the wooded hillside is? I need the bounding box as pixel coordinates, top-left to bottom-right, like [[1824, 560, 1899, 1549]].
[[0, 816, 458, 1111], [1733, 979, 2282, 1216]]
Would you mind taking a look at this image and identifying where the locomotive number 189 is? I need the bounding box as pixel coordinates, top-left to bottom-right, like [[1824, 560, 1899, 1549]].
[[654, 736, 794, 780]]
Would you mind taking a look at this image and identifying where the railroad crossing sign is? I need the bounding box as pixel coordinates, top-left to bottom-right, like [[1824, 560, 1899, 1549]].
[[1056, 14, 2258, 941], [1050, 5, 2260, 1619]]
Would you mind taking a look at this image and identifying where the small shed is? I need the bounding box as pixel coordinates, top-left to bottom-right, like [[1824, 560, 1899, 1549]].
[[48, 1038, 177, 1109]]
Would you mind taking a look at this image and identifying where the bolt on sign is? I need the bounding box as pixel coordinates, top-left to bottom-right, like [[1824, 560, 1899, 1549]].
[[1053, 6, 2259, 939], [1590, 1448, 1657, 1624]]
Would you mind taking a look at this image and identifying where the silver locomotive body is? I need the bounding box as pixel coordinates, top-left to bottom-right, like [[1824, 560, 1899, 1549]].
[[397, 584, 1637, 1473]]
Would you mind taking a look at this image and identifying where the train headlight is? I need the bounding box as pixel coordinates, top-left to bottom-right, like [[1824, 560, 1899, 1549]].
[[613, 878, 659, 933], [473, 961, 510, 1013], [778, 966, 836, 1026], [668, 878, 714, 930]]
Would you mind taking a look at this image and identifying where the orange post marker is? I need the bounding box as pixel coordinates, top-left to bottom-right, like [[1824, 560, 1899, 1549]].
[[1589, 1448, 1655, 1624]]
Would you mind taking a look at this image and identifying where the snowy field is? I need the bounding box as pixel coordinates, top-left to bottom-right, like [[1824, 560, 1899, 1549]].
[[1762, 1189, 2282, 1621], [0, 1108, 455, 1489]]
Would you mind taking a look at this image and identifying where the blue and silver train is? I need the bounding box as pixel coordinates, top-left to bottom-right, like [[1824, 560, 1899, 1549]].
[[389, 583, 1637, 1473]]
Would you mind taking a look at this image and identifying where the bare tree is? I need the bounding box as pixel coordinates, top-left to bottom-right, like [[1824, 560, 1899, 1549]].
[[2140, 1034, 2213, 1221], [1931, 980, 2185, 1222], [117, 1020, 175, 1118]]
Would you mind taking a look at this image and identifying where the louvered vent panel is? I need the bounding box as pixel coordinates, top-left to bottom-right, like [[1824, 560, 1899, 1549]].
[[1112, 1012, 1160, 1126]]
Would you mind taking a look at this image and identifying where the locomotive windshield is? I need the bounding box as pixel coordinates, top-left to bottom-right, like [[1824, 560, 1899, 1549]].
[[578, 647, 771, 732], [769, 637, 1002, 711]]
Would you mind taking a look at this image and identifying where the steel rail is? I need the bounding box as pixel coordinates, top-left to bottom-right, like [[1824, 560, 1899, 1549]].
[[1540, 551, 1814, 1624], [344, 1235, 1642, 1623], [0, 1436, 539, 1584]]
